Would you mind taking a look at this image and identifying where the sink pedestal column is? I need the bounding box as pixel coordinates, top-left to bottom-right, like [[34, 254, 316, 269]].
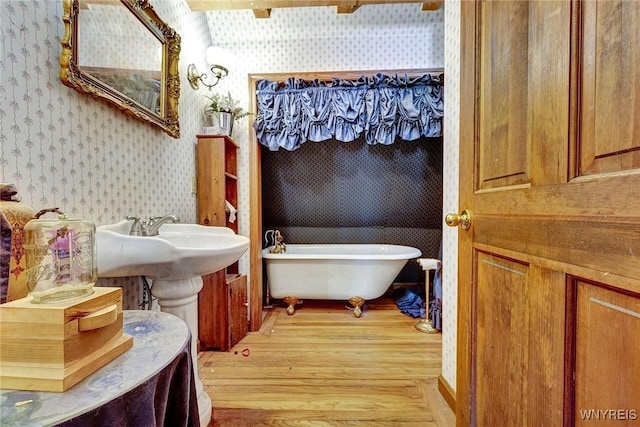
[[149, 276, 211, 427]]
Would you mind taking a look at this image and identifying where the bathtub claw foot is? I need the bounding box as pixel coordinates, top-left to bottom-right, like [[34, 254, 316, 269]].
[[283, 296, 301, 315], [348, 296, 366, 318]]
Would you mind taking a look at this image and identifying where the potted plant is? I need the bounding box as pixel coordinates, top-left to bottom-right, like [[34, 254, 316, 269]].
[[204, 92, 251, 136]]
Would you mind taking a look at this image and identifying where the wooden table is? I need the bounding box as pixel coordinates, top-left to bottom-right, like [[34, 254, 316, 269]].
[[0, 310, 200, 427]]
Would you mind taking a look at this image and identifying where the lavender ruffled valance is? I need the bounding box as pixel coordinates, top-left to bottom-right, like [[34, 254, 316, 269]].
[[253, 73, 444, 151]]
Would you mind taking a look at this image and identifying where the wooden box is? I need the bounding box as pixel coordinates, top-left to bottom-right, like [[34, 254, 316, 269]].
[[0, 287, 133, 392]]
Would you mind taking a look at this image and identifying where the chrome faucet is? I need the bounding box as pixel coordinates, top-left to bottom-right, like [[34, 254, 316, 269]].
[[126, 214, 180, 236]]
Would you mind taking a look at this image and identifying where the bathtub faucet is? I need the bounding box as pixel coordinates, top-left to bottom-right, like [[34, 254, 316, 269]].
[[126, 214, 180, 236], [269, 230, 286, 254]]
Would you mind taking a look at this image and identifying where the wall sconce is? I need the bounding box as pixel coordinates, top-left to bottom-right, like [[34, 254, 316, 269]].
[[187, 46, 229, 90]]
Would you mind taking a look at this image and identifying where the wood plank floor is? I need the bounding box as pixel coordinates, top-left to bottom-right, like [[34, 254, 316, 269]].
[[198, 297, 455, 426]]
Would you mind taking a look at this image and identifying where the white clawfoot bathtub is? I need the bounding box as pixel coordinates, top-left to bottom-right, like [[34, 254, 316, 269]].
[[262, 244, 421, 317]]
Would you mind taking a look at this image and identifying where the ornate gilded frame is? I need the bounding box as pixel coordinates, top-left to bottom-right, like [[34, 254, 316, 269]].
[[60, 0, 181, 138]]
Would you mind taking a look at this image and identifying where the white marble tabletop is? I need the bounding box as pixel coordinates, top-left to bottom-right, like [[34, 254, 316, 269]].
[[0, 310, 191, 427]]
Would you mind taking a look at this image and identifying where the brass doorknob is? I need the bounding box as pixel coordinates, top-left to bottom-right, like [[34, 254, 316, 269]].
[[445, 209, 472, 230]]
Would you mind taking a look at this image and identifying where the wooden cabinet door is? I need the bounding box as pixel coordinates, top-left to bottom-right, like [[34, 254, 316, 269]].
[[198, 272, 248, 352], [228, 274, 248, 349], [198, 269, 227, 351], [456, 1, 640, 426]]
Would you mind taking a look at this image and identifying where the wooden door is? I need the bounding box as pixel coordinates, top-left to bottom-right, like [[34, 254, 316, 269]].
[[456, 1, 640, 426]]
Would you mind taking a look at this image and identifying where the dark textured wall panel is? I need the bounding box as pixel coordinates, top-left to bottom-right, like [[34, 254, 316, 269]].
[[261, 136, 443, 283]]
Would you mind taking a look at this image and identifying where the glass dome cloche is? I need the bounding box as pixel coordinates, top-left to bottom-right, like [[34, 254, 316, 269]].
[[24, 208, 97, 303]]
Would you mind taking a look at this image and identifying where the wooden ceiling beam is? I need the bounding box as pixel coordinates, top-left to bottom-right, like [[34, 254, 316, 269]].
[[337, 5, 361, 14], [421, 1, 442, 11], [252, 8, 273, 18], [186, 1, 443, 14]]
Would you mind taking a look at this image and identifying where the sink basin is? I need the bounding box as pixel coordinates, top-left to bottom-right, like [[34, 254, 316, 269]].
[[95, 219, 250, 426], [96, 220, 249, 280]]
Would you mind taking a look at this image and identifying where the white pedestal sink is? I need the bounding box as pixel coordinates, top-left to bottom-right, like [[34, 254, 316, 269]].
[[96, 220, 250, 426]]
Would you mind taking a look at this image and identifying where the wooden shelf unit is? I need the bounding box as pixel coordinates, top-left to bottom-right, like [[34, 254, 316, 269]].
[[196, 134, 247, 351]]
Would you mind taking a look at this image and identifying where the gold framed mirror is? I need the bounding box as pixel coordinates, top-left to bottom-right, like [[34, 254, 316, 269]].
[[60, 0, 181, 138]]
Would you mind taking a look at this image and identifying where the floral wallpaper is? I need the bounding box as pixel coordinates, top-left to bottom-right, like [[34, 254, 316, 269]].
[[0, 0, 459, 392], [443, 0, 460, 393], [0, 0, 210, 308]]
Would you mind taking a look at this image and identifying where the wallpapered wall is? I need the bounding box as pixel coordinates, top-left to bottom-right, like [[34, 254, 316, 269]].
[[0, 0, 212, 306], [443, 0, 461, 392], [0, 0, 459, 392], [201, 3, 457, 390]]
